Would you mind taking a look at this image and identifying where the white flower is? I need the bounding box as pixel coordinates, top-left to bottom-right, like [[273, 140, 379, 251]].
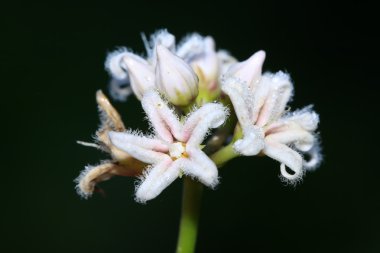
[[109, 90, 228, 202], [222, 52, 321, 182], [105, 30, 226, 102], [155, 45, 199, 106]]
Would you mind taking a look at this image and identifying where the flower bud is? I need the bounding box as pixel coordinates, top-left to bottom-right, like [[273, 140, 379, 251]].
[[224, 50, 266, 90], [155, 45, 199, 106], [122, 53, 155, 100], [190, 37, 219, 90]]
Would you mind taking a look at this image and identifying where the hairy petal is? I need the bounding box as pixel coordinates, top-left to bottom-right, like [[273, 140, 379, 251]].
[[184, 147, 219, 188], [105, 48, 129, 80], [222, 78, 265, 155], [255, 72, 293, 127], [266, 127, 315, 152], [264, 142, 303, 181], [303, 141, 322, 171], [141, 90, 184, 142], [221, 78, 252, 128], [280, 106, 320, 132], [184, 103, 228, 146], [109, 131, 168, 164], [176, 33, 206, 62], [233, 125, 265, 156], [135, 157, 179, 203], [108, 78, 132, 102], [142, 29, 176, 65]]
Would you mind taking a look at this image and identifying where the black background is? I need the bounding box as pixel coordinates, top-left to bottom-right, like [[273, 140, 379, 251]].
[[2, 2, 378, 252]]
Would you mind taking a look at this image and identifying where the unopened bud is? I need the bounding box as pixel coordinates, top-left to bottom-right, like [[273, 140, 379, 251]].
[[225, 50, 266, 90], [122, 53, 155, 100], [155, 45, 199, 106], [190, 37, 219, 91]]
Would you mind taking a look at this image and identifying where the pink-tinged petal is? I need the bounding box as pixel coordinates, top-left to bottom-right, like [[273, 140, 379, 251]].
[[249, 77, 271, 123], [184, 147, 219, 188], [108, 131, 169, 152], [224, 50, 266, 90], [264, 141, 303, 181], [184, 103, 228, 146], [255, 72, 293, 127], [265, 127, 315, 152], [135, 157, 180, 203], [109, 131, 169, 164], [141, 90, 184, 142], [221, 78, 252, 129]]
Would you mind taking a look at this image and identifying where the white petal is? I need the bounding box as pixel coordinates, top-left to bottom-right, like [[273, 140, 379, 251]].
[[108, 78, 132, 102], [265, 127, 315, 152], [109, 131, 168, 164], [184, 147, 219, 188], [142, 29, 176, 63], [255, 72, 293, 127], [222, 78, 266, 155], [184, 103, 228, 147], [176, 33, 205, 61], [303, 141, 322, 171], [221, 77, 252, 129], [141, 90, 184, 142], [280, 106, 319, 131], [105, 48, 129, 80], [264, 141, 303, 181], [135, 157, 180, 203], [233, 125, 265, 156]]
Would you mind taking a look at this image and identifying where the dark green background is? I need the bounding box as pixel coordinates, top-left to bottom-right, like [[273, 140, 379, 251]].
[[2, 2, 378, 252]]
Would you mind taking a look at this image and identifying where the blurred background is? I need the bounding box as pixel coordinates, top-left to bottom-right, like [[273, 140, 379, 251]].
[[2, 2, 378, 252]]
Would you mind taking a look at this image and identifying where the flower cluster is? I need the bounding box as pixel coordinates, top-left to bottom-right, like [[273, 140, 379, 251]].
[[76, 29, 321, 202]]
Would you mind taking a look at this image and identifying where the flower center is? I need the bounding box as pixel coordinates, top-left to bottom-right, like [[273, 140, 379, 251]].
[[169, 142, 188, 159]]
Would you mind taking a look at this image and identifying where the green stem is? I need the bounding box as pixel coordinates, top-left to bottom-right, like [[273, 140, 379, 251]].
[[210, 143, 239, 167], [176, 177, 203, 253]]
